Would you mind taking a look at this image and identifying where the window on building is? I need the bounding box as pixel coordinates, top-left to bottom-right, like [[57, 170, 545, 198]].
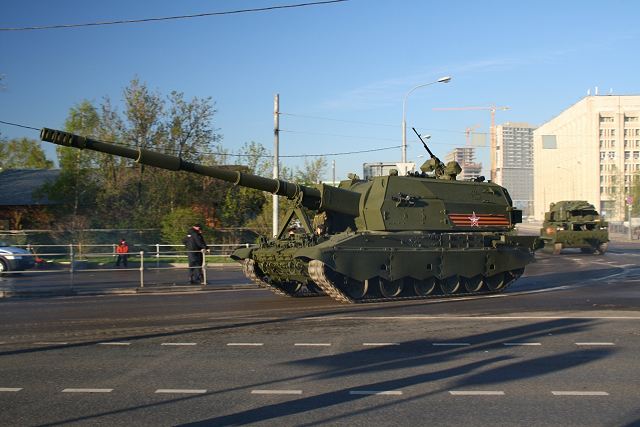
[[600, 116, 614, 123], [611, 129, 616, 137], [608, 151, 616, 160], [625, 151, 631, 160], [625, 116, 639, 122], [600, 151, 606, 161]]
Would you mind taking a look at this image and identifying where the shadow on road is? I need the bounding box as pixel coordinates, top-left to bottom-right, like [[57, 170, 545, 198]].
[[34, 318, 615, 426]]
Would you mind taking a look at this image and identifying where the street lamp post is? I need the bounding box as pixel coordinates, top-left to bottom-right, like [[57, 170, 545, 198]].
[[402, 76, 451, 163]]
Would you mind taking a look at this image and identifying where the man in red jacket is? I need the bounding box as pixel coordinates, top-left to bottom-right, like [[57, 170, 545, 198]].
[[115, 239, 129, 267]]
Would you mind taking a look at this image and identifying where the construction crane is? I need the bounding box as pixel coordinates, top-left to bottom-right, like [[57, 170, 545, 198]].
[[433, 105, 510, 182], [465, 123, 482, 147]]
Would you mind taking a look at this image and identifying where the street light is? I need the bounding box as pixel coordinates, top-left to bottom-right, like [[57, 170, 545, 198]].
[[402, 76, 451, 163]]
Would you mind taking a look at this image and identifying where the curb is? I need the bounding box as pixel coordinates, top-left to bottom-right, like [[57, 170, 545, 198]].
[[0, 283, 258, 299]]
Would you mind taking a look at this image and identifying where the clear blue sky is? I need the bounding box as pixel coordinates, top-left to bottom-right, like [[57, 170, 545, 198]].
[[2, 0, 640, 179]]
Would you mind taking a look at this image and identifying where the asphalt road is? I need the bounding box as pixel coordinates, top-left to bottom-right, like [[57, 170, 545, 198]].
[[1, 242, 640, 426]]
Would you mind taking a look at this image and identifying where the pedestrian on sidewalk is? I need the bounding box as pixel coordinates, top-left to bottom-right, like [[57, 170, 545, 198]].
[[115, 239, 129, 267], [183, 224, 208, 284]]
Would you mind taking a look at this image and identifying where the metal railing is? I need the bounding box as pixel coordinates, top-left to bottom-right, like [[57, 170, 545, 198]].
[[1, 243, 252, 289]]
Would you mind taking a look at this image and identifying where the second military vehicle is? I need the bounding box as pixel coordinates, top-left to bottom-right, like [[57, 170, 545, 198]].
[[41, 127, 539, 303], [540, 200, 609, 255]]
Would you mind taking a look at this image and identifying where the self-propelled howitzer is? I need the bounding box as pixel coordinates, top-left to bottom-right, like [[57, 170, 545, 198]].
[[41, 127, 538, 303]]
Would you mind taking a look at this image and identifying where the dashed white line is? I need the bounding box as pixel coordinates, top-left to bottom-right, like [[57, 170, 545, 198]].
[[34, 342, 69, 345], [160, 343, 197, 346], [349, 390, 403, 396], [0, 388, 22, 392], [62, 388, 113, 393], [503, 342, 541, 346], [552, 391, 609, 396], [155, 389, 207, 394], [227, 343, 264, 346], [575, 342, 615, 346], [433, 343, 470, 347], [362, 343, 400, 346], [294, 343, 332, 347], [449, 391, 505, 396], [98, 342, 131, 346], [251, 389, 302, 395]]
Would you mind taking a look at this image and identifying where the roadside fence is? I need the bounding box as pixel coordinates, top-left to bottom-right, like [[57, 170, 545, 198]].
[[1, 242, 252, 289]]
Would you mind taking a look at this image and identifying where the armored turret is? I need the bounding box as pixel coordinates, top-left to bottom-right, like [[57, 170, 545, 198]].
[[41, 127, 538, 303]]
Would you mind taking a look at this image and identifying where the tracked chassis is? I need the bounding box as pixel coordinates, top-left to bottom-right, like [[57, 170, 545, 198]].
[[240, 232, 535, 304]]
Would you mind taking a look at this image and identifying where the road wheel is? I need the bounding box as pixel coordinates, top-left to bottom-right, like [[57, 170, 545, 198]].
[[378, 278, 404, 298], [343, 278, 368, 299], [486, 272, 507, 291], [463, 275, 484, 293], [279, 282, 303, 294], [440, 276, 461, 295], [509, 268, 525, 281], [413, 277, 437, 296], [597, 242, 608, 255]]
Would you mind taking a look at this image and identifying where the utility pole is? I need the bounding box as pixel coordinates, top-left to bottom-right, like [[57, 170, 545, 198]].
[[273, 94, 279, 237], [332, 159, 336, 186]]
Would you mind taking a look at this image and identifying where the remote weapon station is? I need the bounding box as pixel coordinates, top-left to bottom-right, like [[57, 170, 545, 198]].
[[41, 127, 538, 303]]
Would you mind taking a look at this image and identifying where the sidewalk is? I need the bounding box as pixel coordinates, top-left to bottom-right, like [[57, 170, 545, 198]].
[[0, 263, 257, 299]]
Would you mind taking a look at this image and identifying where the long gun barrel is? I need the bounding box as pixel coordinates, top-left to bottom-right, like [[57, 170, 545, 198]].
[[40, 128, 360, 216]]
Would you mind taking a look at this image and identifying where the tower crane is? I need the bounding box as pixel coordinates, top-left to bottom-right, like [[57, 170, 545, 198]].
[[433, 105, 510, 182], [465, 123, 482, 147]]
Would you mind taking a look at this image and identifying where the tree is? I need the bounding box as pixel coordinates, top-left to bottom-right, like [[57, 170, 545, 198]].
[[0, 137, 54, 169], [294, 157, 327, 184], [160, 207, 205, 246]]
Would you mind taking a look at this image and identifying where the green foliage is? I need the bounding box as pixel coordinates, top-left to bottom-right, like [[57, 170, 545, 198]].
[[0, 137, 54, 169], [160, 207, 205, 245]]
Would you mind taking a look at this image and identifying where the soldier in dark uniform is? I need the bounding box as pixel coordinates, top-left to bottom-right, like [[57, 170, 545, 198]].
[[183, 224, 208, 284]]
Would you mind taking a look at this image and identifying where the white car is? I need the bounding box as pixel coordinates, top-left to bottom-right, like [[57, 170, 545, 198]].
[[0, 243, 36, 273]]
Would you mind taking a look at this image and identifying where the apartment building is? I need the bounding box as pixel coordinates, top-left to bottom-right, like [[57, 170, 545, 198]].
[[495, 122, 535, 217]]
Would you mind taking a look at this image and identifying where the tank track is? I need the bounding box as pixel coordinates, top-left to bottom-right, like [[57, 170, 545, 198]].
[[308, 259, 518, 304], [242, 259, 322, 298]]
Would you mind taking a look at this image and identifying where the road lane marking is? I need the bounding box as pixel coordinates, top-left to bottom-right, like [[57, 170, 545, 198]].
[[433, 343, 470, 347], [294, 343, 331, 346], [503, 342, 541, 346], [362, 343, 400, 346], [349, 390, 403, 395], [98, 342, 131, 346], [161, 343, 197, 346], [552, 391, 609, 396], [155, 389, 207, 394], [0, 388, 22, 392], [449, 391, 505, 396], [62, 388, 113, 393], [34, 342, 69, 345], [308, 315, 640, 320], [575, 342, 615, 346], [251, 390, 302, 395], [227, 343, 264, 346]]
